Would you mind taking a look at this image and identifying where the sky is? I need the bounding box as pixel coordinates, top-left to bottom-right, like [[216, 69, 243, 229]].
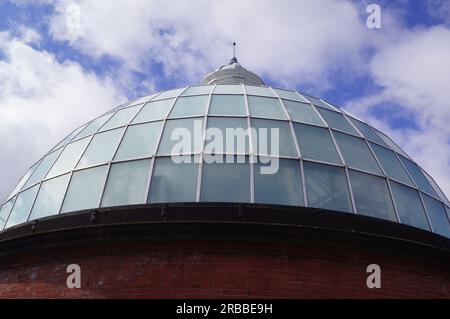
[[0, 0, 450, 201]]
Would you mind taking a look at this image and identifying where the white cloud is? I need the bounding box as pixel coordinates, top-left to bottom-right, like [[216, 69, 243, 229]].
[[47, 0, 370, 89], [0, 29, 126, 201], [345, 26, 450, 198]]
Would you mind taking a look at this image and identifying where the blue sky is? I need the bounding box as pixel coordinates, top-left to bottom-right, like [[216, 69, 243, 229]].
[[1, 0, 450, 200]]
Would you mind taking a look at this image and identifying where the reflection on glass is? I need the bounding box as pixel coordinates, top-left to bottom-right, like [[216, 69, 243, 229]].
[[248, 96, 287, 119], [6, 185, 40, 228], [169, 95, 209, 118], [101, 159, 151, 207], [61, 165, 109, 213], [283, 100, 324, 126], [304, 162, 352, 212], [422, 194, 450, 238], [209, 95, 246, 116], [370, 143, 413, 186], [47, 138, 90, 178], [133, 99, 174, 123]]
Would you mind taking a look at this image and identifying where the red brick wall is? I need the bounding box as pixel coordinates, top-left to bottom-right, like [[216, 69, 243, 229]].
[[0, 241, 449, 298]]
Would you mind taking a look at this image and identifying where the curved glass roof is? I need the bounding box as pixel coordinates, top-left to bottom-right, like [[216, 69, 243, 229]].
[[1, 85, 450, 239]]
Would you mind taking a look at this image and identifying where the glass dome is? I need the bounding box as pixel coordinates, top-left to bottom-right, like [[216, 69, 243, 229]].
[[1, 84, 450, 238]]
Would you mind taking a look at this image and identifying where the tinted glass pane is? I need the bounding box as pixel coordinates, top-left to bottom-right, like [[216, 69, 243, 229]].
[[206, 117, 249, 154], [6, 185, 39, 228], [316, 107, 359, 136], [154, 88, 185, 100], [422, 194, 450, 238], [47, 138, 90, 178], [0, 198, 15, 229], [115, 122, 163, 161], [101, 159, 151, 207], [347, 117, 388, 147], [349, 170, 397, 221], [294, 124, 341, 164], [274, 89, 307, 102], [132, 99, 174, 123], [333, 131, 382, 174], [254, 158, 303, 206], [181, 86, 212, 96], [245, 86, 275, 97], [251, 119, 297, 157], [283, 100, 324, 126], [213, 85, 243, 94], [29, 174, 70, 220], [169, 95, 209, 118], [301, 94, 335, 110], [201, 156, 250, 202], [77, 128, 124, 168], [398, 156, 437, 196], [209, 95, 246, 116], [54, 124, 87, 150], [126, 94, 156, 107], [422, 170, 450, 207], [61, 165, 109, 213], [7, 163, 37, 200], [24, 149, 63, 188], [370, 143, 413, 186], [373, 129, 410, 158], [248, 96, 287, 119], [75, 113, 112, 140], [100, 105, 140, 131], [390, 182, 430, 231], [157, 118, 204, 155], [149, 156, 199, 203], [304, 162, 352, 213]]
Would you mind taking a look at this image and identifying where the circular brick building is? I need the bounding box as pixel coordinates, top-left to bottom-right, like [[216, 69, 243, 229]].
[[0, 56, 449, 298]]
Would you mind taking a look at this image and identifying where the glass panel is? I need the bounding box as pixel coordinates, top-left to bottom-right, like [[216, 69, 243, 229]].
[[115, 122, 163, 161], [301, 94, 336, 110], [153, 88, 185, 100], [75, 113, 112, 140], [6, 162, 38, 200], [274, 89, 308, 102], [132, 99, 174, 123], [347, 117, 388, 147], [422, 194, 450, 238], [77, 128, 124, 168], [248, 96, 287, 120], [24, 149, 63, 188], [316, 107, 359, 136], [213, 85, 243, 95], [398, 156, 437, 196], [373, 128, 410, 158], [349, 170, 397, 221], [390, 182, 430, 231], [251, 119, 297, 157], [304, 162, 352, 213], [157, 118, 204, 155], [370, 143, 414, 186], [294, 124, 341, 164], [126, 94, 157, 107], [0, 198, 15, 229], [205, 117, 249, 154], [200, 155, 250, 203], [148, 156, 199, 203], [209, 95, 246, 116], [100, 105, 141, 131], [47, 137, 90, 178], [53, 123, 87, 150], [29, 174, 70, 220], [169, 95, 209, 118], [283, 100, 325, 126], [333, 131, 382, 174], [254, 158, 303, 206], [245, 86, 275, 97], [422, 170, 450, 207], [5, 185, 40, 228], [101, 159, 151, 207], [181, 86, 213, 96], [61, 165, 109, 213]]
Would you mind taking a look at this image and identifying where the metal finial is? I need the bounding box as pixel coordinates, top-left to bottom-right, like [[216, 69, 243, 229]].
[[233, 42, 236, 58]]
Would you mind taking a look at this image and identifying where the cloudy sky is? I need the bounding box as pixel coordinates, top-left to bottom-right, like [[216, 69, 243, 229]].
[[0, 0, 450, 201]]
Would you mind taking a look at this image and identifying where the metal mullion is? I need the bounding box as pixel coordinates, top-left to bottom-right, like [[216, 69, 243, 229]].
[[385, 179, 401, 223], [242, 84, 255, 203], [25, 181, 43, 222], [270, 87, 306, 205]]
